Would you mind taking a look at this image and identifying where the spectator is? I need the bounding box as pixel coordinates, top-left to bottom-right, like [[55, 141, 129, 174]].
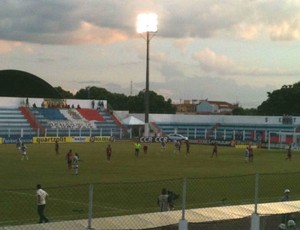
[[157, 188, 170, 212], [278, 223, 286, 229], [167, 190, 179, 210], [281, 189, 291, 225], [287, 220, 296, 230], [281, 189, 290, 201]]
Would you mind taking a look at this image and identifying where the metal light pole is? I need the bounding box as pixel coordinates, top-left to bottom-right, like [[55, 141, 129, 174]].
[[145, 30, 150, 137], [137, 13, 158, 137]]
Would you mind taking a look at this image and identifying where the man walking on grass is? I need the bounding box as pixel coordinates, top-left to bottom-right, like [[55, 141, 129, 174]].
[[36, 184, 49, 223]]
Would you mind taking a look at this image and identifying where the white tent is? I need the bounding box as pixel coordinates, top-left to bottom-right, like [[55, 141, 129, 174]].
[[121, 116, 144, 125]]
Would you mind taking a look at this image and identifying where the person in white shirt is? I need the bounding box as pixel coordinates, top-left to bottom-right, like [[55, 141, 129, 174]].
[[72, 153, 79, 175], [21, 143, 28, 160], [36, 184, 49, 223]]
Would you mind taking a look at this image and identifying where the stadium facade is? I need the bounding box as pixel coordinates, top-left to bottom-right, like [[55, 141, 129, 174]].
[[0, 69, 299, 149]]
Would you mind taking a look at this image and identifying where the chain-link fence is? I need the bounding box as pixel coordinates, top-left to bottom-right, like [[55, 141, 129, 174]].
[[1, 173, 300, 230]]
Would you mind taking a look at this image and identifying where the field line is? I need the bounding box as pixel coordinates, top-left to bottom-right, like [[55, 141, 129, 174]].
[[3, 190, 129, 212]]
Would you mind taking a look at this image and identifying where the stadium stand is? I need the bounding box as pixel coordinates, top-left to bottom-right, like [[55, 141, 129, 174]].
[[126, 113, 298, 142], [33, 108, 67, 120], [93, 110, 122, 137], [1, 102, 299, 143], [77, 108, 105, 122], [153, 121, 296, 141], [1, 105, 110, 138], [0, 107, 36, 139], [28, 108, 119, 137]]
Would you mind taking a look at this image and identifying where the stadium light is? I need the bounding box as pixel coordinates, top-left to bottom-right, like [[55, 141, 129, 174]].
[[137, 13, 158, 137]]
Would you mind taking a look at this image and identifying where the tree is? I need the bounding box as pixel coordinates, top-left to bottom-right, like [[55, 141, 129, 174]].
[[74, 87, 110, 100], [129, 90, 176, 114], [232, 106, 258, 115], [54, 87, 73, 99], [232, 107, 245, 115], [257, 82, 300, 115], [73, 86, 176, 114]]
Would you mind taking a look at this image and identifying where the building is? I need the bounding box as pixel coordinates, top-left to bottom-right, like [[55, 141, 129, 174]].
[[196, 100, 235, 114], [174, 99, 236, 115], [174, 100, 198, 114]]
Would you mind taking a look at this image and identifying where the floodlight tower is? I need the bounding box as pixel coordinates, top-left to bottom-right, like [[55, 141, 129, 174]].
[[136, 13, 158, 137]]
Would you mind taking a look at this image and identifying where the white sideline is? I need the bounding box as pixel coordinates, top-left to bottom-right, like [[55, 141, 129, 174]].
[[1, 201, 299, 230]]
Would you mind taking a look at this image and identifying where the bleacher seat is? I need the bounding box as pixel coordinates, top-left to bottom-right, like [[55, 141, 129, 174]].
[[0, 108, 36, 138], [76, 108, 105, 122], [30, 108, 119, 137], [33, 108, 67, 120]]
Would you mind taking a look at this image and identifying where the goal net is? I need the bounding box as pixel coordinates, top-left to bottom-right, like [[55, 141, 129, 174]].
[[267, 131, 300, 150]]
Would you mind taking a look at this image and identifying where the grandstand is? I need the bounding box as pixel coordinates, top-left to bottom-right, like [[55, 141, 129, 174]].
[[0, 107, 36, 140], [0, 97, 124, 141], [122, 113, 300, 147], [1, 98, 300, 147], [0, 69, 299, 147], [0, 68, 126, 140]]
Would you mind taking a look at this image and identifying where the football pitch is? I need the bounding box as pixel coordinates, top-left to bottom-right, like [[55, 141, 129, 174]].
[[0, 141, 299, 225]]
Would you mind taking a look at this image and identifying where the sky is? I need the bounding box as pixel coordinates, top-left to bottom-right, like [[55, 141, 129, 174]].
[[1, 0, 300, 108]]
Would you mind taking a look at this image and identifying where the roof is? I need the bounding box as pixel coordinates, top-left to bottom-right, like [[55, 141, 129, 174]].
[[204, 100, 234, 109], [0, 69, 61, 98], [121, 116, 144, 125]]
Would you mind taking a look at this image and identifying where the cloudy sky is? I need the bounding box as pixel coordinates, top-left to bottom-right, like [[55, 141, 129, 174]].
[[1, 0, 300, 108]]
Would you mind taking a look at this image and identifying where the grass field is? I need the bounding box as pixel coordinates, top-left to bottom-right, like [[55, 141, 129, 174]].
[[0, 141, 300, 225]]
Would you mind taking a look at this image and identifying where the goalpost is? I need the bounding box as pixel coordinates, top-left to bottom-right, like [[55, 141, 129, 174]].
[[267, 131, 300, 150]]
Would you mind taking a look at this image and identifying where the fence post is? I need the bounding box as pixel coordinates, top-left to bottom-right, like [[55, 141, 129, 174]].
[[251, 173, 260, 230], [178, 177, 188, 230], [87, 184, 95, 230]]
